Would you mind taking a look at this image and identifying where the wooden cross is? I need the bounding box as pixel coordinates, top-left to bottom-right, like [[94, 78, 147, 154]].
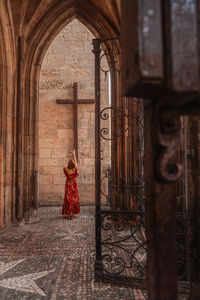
[[56, 82, 94, 160]]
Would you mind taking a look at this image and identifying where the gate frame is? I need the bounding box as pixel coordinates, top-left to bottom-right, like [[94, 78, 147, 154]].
[[93, 37, 147, 288]]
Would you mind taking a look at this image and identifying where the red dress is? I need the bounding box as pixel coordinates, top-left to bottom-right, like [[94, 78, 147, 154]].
[[62, 167, 80, 216]]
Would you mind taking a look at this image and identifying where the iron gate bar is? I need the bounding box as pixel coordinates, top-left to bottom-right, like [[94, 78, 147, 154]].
[[93, 38, 102, 279]]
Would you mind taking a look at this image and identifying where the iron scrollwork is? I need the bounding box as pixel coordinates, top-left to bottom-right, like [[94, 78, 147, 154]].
[[100, 37, 120, 74], [100, 212, 147, 281], [100, 107, 134, 140], [94, 37, 147, 288]]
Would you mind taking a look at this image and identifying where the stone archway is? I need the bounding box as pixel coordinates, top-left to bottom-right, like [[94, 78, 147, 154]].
[[38, 19, 97, 206], [0, 0, 120, 227], [22, 3, 119, 219]]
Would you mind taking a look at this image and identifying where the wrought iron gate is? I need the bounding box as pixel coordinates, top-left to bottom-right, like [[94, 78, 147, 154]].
[[93, 37, 191, 292], [93, 37, 147, 287]]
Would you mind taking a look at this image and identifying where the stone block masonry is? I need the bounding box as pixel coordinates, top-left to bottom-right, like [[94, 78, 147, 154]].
[[39, 19, 109, 206]]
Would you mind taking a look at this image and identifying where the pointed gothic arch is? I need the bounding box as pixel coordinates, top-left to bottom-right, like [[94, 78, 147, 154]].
[[19, 2, 120, 219]]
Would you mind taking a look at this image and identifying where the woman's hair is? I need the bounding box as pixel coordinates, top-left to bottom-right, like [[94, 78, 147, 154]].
[[67, 159, 75, 169]]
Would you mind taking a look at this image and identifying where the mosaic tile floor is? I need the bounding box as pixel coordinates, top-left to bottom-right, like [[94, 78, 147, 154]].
[[0, 206, 148, 300]]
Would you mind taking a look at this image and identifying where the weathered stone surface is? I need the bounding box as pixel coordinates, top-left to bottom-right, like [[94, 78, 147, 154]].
[[53, 175, 65, 185], [39, 166, 61, 175], [39, 159, 58, 167], [39, 138, 56, 149], [39, 175, 53, 185], [39, 184, 52, 194], [39, 149, 51, 159], [57, 129, 73, 138], [51, 148, 68, 159]]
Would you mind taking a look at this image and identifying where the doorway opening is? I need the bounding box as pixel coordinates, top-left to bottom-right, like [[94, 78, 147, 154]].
[[38, 19, 110, 210]]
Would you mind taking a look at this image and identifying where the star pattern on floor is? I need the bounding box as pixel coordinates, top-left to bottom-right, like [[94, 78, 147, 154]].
[[0, 207, 187, 300], [0, 259, 54, 296], [0, 259, 25, 276], [62, 228, 86, 242]]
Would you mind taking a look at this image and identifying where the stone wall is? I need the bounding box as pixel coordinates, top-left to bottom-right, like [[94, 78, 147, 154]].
[[39, 19, 109, 206]]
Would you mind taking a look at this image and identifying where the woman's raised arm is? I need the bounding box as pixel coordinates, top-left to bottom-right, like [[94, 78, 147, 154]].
[[72, 149, 78, 169]]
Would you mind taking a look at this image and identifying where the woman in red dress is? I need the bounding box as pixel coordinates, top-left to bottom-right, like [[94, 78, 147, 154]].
[[62, 150, 80, 217]]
